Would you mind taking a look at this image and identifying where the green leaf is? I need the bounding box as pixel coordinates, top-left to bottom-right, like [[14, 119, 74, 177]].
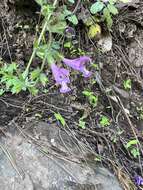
[[30, 68, 41, 80], [68, 0, 75, 4], [126, 139, 139, 149], [54, 112, 66, 127], [100, 116, 110, 127], [82, 90, 98, 107], [109, 0, 117, 4], [89, 95, 98, 107], [36, 45, 48, 59], [119, 0, 130, 2], [107, 4, 118, 15], [11, 78, 26, 94], [49, 21, 67, 34], [67, 15, 78, 25], [35, 0, 47, 6], [82, 90, 93, 97], [40, 73, 48, 86], [41, 5, 54, 17], [123, 79, 131, 90], [90, 1, 104, 14], [0, 89, 5, 96], [103, 7, 113, 28], [28, 86, 39, 96], [130, 148, 140, 158], [6, 63, 17, 74], [78, 119, 86, 129], [64, 42, 72, 48]]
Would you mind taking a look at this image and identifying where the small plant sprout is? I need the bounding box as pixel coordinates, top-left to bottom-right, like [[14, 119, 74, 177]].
[[123, 79, 131, 90], [82, 90, 98, 107], [99, 115, 110, 127], [54, 112, 66, 127], [125, 139, 140, 158], [78, 119, 86, 129]]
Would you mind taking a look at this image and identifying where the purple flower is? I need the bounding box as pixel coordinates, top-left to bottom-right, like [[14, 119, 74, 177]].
[[51, 63, 71, 93], [62, 56, 92, 78], [135, 175, 143, 186]]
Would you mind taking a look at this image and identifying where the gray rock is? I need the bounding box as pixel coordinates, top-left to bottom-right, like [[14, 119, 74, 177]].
[[0, 122, 123, 190]]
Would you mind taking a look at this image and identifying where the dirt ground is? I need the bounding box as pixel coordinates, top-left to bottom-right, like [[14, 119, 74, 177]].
[[0, 1, 143, 189]]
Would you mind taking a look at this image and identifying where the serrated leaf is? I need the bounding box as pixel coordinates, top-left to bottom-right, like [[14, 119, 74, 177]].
[[11, 79, 26, 94], [30, 68, 41, 80], [28, 86, 39, 95], [40, 73, 48, 86], [90, 2, 104, 14], [6, 63, 17, 74]]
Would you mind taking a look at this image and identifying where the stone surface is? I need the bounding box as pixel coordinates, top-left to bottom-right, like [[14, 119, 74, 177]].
[[0, 122, 123, 190], [127, 30, 143, 67], [98, 34, 112, 53]]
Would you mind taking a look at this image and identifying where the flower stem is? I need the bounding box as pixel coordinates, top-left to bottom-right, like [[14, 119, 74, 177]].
[[24, 0, 58, 78]]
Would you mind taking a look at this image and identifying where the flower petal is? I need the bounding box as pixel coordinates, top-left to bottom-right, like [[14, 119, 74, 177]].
[[51, 63, 71, 93], [60, 82, 71, 93], [63, 56, 92, 78]]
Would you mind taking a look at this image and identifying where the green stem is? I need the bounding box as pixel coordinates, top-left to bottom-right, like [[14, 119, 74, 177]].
[[40, 31, 52, 71], [24, 0, 58, 78]]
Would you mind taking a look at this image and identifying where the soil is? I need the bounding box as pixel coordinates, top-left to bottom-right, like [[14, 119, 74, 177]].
[[0, 0, 143, 190]]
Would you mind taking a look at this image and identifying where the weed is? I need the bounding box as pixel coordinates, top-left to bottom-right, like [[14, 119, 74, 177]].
[[0, 0, 129, 95], [125, 139, 140, 158], [99, 115, 110, 127], [123, 79, 132, 90], [82, 90, 98, 107], [54, 112, 66, 127]]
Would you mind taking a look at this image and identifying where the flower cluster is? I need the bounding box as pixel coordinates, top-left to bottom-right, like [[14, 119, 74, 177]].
[[51, 56, 92, 93], [135, 175, 143, 186]]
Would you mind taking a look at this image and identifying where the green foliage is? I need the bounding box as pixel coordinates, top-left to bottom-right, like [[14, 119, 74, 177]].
[[67, 14, 78, 25], [82, 90, 98, 107], [63, 8, 78, 25], [90, 0, 119, 28], [123, 79, 131, 90], [68, 0, 75, 3], [0, 0, 129, 96], [125, 139, 140, 158], [78, 119, 86, 129], [137, 106, 143, 120], [99, 116, 110, 127], [0, 61, 48, 95], [54, 112, 66, 127], [90, 1, 105, 14]]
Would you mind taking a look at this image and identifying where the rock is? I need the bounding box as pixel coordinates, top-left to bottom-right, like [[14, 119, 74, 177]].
[[0, 122, 123, 190], [98, 34, 112, 53], [127, 30, 143, 67]]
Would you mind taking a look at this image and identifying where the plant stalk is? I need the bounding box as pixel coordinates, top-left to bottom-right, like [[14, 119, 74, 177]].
[[24, 0, 58, 78]]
